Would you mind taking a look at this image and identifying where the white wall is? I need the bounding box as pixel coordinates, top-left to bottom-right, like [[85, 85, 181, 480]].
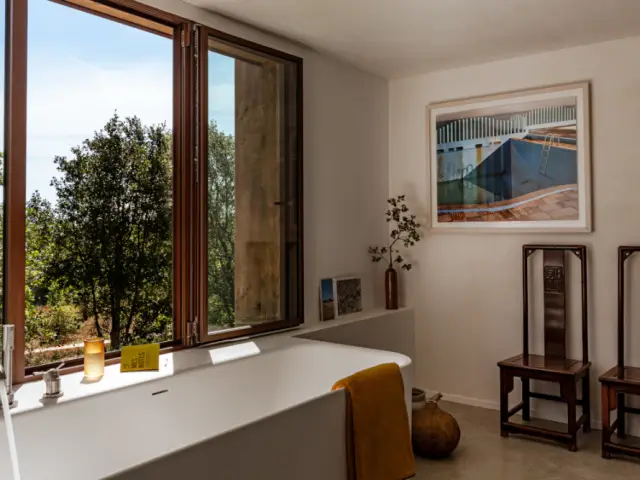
[[140, 0, 390, 323], [389, 36, 640, 429]]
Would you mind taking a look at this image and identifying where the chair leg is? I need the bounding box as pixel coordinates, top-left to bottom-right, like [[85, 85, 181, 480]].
[[617, 392, 626, 439], [522, 377, 531, 421], [500, 369, 511, 438], [601, 385, 612, 459], [582, 374, 591, 433], [564, 380, 578, 452]]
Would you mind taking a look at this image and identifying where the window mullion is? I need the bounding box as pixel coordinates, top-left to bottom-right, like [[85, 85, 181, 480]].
[[176, 21, 195, 347], [4, 0, 28, 383], [194, 24, 208, 345]]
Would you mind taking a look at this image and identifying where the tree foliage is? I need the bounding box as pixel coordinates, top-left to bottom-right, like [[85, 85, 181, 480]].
[[45, 114, 174, 350], [0, 114, 237, 365], [207, 121, 235, 328]]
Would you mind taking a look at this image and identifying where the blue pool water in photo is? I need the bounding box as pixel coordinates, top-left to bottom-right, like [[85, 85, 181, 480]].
[[437, 138, 578, 208]]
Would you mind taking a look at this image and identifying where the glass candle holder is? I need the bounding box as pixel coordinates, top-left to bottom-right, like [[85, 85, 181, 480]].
[[84, 338, 105, 380]]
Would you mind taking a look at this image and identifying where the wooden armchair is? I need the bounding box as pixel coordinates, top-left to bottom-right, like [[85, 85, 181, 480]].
[[498, 244, 590, 452], [599, 246, 640, 460]]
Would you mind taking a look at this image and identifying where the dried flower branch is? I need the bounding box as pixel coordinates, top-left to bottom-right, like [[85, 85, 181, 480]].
[[368, 195, 421, 270]]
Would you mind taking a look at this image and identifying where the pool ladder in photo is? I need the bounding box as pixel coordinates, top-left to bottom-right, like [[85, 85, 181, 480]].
[[539, 133, 560, 175]]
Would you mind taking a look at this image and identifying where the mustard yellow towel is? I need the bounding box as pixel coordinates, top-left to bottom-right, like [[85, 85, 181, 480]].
[[332, 363, 415, 480]]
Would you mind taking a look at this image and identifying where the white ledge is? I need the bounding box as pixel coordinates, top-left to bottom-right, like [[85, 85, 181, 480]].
[[9, 307, 411, 416]]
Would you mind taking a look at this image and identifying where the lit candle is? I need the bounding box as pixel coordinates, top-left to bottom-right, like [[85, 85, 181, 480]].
[[84, 338, 105, 380]]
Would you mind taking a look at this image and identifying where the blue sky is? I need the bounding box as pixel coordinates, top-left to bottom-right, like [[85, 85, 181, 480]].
[[1, 0, 235, 202]]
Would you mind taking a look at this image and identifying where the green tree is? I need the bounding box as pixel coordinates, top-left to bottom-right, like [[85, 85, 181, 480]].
[[26, 192, 55, 305], [47, 114, 173, 350], [207, 121, 235, 327], [1, 116, 238, 361]]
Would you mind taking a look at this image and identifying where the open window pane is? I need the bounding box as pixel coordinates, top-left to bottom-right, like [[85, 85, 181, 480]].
[[25, 0, 174, 366], [205, 35, 301, 335]]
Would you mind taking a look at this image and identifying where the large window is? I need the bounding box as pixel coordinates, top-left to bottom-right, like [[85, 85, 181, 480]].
[[2, 0, 302, 381]]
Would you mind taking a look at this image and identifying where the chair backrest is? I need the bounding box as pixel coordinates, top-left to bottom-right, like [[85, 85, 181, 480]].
[[618, 246, 640, 370], [543, 249, 567, 358], [522, 244, 588, 362]]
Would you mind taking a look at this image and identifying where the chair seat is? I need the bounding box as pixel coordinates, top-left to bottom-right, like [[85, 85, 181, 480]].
[[498, 354, 590, 376], [599, 366, 640, 386]]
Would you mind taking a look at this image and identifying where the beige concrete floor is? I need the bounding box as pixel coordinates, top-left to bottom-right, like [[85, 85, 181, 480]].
[[415, 402, 640, 479]]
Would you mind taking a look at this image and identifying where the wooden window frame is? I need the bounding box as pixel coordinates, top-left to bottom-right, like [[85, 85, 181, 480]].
[[3, 0, 303, 384], [195, 26, 303, 344], [4, 0, 29, 383]]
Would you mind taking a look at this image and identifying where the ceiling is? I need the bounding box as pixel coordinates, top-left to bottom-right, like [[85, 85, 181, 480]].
[[184, 0, 640, 79]]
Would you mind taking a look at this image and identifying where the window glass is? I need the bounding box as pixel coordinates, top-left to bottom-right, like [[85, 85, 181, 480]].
[[25, 0, 173, 366], [205, 37, 301, 334], [206, 51, 236, 331]]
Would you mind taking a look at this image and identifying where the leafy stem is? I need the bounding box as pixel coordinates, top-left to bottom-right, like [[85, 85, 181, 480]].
[[368, 195, 421, 271]]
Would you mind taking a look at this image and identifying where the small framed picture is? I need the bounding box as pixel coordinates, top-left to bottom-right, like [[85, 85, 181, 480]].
[[319, 278, 336, 321], [334, 276, 362, 317]]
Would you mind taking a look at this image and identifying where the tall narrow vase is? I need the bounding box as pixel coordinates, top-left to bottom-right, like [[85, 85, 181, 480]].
[[385, 266, 399, 310]]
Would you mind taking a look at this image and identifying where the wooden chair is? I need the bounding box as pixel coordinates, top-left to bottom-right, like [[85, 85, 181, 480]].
[[498, 244, 591, 452], [599, 246, 640, 460]]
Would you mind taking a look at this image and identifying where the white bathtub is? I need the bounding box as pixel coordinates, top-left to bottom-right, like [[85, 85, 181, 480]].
[[0, 338, 411, 479]]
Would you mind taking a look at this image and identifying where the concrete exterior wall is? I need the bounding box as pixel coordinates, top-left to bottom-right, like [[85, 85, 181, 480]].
[[234, 61, 281, 323]]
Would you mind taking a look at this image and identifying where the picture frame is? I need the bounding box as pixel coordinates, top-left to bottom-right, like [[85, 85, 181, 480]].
[[334, 276, 362, 317], [319, 278, 336, 321], [427, 81, 591, 233]]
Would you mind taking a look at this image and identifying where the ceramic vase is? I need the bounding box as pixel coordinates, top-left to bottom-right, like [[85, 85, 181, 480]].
[[385, 266, 398, 310], [411, 389, 461, 459]]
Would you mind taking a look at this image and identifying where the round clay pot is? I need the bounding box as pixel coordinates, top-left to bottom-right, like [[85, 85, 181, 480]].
[[411, 389, 461, 459], [412, 387, 426, 411]]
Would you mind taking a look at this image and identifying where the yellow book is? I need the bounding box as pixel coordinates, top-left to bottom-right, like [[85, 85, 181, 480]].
[[120, 344, 160, 372]]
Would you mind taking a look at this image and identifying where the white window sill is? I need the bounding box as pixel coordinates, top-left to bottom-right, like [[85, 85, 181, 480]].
[[9, 307, 409, 416]]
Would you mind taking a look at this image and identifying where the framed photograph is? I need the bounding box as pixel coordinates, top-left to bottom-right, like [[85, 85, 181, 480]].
[[319, 278, 336, 321], [427, 82, 591, 232], [334, 277, 362, 317]]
